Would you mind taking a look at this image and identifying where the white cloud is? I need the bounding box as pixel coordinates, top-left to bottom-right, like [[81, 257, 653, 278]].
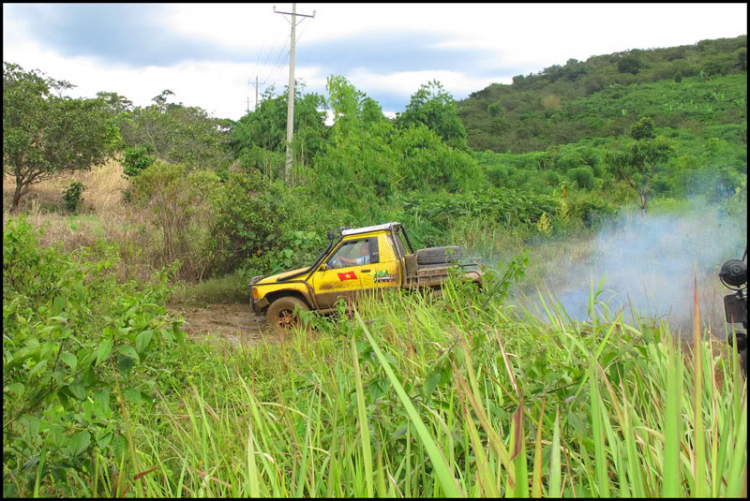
[[347, 68, 510, 108], [3, 3, 747, 121]]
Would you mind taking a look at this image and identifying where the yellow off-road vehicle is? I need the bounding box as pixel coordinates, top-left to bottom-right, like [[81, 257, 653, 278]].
[[250, 222, 482, 335]]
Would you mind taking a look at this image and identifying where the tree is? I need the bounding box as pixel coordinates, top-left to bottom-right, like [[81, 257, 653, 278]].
[[737, 48, 747, 71], [360, 96, 388, 128], [229, 82, 327, 165], [96, 91, 134, 117], [118, 90, 234, 171], [152, 89, 175, 108], [617, 54, 643, 75], [326, 75, 363, 139], [629, 116, 655, 140], [607, 137, 675, 216], [395, 80, 468, 149], [3, 62, 118, 210]]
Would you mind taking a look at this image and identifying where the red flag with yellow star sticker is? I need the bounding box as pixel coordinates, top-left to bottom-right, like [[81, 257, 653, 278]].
[[337, 271, 357, 281]]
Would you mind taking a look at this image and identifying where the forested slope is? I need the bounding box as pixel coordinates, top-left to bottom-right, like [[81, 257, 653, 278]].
[[458, 35, 746, 153]]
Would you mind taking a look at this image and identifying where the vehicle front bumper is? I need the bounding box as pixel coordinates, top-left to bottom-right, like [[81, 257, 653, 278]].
[[250, 275, 270, 314], [251, 297, 270, 315]]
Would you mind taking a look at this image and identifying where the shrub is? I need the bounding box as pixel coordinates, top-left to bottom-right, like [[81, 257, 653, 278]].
[[536, 211, 552, 234], [394, 124, 480, 192], [541, 94, 562, 110], [209, 170, 288, 275], [237, 145, 285, 180], [567, 192, 618, 228], [62, 181, 86, 213], [122, 146, 156, 178], [131, 161, 221, 279], [544, 170, 561, 186], [486, 165, 510, 187], [567, 166, 595, 190], [3, 218, 184, 496]]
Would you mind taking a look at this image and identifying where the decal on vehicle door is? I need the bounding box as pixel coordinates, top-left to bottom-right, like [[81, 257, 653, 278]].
[[373, 270, 397, 283], [337, 271, 358, 281]]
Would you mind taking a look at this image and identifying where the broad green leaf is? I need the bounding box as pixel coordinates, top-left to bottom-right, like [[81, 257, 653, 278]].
[[136, 330, 153, 354], [118, 354, 136, 375], [28, 359, 48, 378], [118, 345, 140, 363], [124, 388, 143, 405], [66, 431, 91, 457], [96, 431, 113, 450], [60, 352, 77, 372], [7, 382, 25, 397], [96, 339, 113, 366], [94, 389, 110, 416], [57, 388, 71, 409], [68, 381, 86, 400]]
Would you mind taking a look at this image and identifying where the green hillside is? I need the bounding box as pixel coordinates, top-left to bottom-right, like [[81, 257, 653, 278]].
[[458, 36, 747, 153]]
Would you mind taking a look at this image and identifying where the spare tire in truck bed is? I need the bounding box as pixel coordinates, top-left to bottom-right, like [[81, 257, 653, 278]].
[[416, 246, 463, 265]]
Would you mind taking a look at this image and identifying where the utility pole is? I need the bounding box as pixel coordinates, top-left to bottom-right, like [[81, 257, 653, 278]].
[[274, 3, 315, 183], [249, 76, 261, 112]]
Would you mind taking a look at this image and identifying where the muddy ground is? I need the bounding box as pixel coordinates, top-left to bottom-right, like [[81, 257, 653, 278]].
[[166, 303, 277, 345]]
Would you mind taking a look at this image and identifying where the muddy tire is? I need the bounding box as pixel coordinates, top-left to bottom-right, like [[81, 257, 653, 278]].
[[266, 296, 310, 337], [416, 246, 462, 265]]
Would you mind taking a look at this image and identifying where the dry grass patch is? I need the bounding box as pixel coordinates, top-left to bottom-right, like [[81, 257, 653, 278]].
[[3, 158, 162, 282], [3, 158, 129, 215], [541, 94, 562, 110]]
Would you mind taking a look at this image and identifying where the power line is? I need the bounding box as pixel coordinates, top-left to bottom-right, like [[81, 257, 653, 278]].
[[249, 36, 267, 83], [264, 45, 290, 88], [261, 33, 290, 88], [257, 33, 283, 84]]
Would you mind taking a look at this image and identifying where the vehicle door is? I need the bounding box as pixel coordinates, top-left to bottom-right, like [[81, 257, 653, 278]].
[[359, 234, 400, 297], [313, 237, 373, 309]]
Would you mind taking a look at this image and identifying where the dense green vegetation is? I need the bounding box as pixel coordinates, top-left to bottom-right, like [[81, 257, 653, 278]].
[[3, 220, 747, 497], [3, 34, 746, 497], [4, 37, 746, 280], [458, 35, 746, 153]]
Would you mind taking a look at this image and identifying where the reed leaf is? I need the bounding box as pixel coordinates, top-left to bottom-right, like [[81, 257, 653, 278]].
[[355, 310, 463, 497]]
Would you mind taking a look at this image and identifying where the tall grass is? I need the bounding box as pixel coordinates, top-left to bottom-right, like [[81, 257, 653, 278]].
[[31, 274, 744, 498]]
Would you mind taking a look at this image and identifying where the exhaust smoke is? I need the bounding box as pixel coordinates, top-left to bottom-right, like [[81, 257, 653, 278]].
[[514, 200, 746, 335]]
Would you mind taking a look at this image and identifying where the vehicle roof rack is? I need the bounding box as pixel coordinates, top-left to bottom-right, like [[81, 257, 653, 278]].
[[340, 222, 401, 236]]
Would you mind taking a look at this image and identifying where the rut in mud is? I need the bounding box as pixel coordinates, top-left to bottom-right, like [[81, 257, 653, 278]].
[[167, 303, 277, 345]]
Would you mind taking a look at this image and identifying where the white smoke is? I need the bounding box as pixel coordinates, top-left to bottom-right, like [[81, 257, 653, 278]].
[[513, 199, 746, 336]]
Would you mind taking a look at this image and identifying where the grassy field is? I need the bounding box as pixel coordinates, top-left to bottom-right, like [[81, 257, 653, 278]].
[[5, 270, 746, 497], [3, 162, 746, 498]]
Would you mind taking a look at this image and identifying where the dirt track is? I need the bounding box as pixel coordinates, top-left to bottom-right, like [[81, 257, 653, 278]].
[[167, 303, 276, 345]]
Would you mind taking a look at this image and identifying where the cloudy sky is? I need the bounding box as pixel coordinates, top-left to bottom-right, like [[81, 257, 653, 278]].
[[3, 3, 747, 121]]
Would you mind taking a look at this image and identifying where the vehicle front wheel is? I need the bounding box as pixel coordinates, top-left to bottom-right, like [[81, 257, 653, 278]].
[[266, 296, 310, 337]]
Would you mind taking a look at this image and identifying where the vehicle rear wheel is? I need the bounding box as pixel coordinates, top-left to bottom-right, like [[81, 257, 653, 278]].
[[266, 296, 310, 337]]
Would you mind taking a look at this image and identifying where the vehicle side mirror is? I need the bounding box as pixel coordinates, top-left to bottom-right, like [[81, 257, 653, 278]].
[[319, 263, 327, 272]]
